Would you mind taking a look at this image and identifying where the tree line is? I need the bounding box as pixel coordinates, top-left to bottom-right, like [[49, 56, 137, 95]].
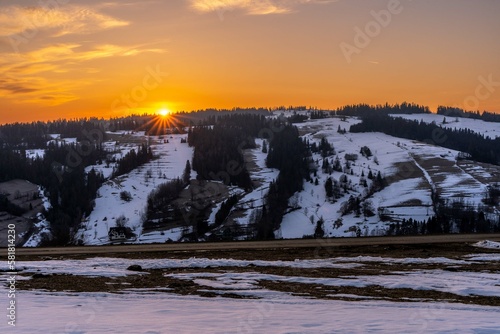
[[437, 106, 500, 123], [350, 113, 500, 165], [257, 125, 311, 239], [187, 114, 272, 190], [335, 102, 431, 117], [0, 118, 107, 149], [112, 144, 154, 177]]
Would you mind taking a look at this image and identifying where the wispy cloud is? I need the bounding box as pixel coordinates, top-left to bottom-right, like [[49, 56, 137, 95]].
[[190, 0, 337, 15], [0, 43, 165, 105], [0, 5, 129, 38], [0, 3, 168, 105], [0, 74, 81, 105], [98, 1, 161, 8], [190, 0, 289, 15]]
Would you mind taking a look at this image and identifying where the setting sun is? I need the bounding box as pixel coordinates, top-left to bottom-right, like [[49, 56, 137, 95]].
[[159, 109, 170, 117]]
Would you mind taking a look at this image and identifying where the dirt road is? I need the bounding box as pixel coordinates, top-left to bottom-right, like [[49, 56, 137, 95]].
[[12, 233, 500, 257]]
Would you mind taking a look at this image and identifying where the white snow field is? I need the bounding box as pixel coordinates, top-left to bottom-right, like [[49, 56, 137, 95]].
[[2, 251, 500, 333], [5, 292, 500, 334]]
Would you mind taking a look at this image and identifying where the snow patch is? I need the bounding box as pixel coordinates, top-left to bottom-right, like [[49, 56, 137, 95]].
[[473, 240, 500, 250]]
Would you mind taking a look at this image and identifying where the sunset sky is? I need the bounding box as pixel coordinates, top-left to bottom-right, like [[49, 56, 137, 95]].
[[1, 0, 499, 123]]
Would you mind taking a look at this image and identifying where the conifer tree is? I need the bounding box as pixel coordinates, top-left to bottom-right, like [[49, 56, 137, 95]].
[[183, 160, 191, 185]]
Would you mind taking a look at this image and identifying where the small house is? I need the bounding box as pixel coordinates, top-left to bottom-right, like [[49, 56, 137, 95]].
[[108, 227, 127, 241]]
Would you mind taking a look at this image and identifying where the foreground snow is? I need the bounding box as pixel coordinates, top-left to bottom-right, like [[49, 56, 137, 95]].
[[474, 240, 500, 250], [6, 291, 500, 334]]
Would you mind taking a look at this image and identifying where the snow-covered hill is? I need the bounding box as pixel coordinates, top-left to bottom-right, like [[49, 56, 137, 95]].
[[278, 116, 498, 238], [74, 132, 197, 245], [24, 114, 499, 246]]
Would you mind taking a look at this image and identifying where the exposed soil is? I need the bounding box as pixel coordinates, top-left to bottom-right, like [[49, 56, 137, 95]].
[[13, 234, 500, 260], [10, 241, 500, 306], [457, 160, 500, 185]]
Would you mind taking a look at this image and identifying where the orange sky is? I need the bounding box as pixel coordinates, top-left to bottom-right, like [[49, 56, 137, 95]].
[[1, 0, 499, 124]]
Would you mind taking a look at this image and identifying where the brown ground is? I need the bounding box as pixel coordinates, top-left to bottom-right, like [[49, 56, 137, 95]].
[[458, 160, 500, 185], [16, 262, 500, 305], [14, 233, 500, 259], [7, 237, 500, 306]]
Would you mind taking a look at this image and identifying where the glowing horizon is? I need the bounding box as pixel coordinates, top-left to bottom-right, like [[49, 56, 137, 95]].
[[1, 0, 499, 124]]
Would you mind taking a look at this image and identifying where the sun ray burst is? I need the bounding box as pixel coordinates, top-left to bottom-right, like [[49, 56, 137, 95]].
[[136, 111, 184, 136]]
